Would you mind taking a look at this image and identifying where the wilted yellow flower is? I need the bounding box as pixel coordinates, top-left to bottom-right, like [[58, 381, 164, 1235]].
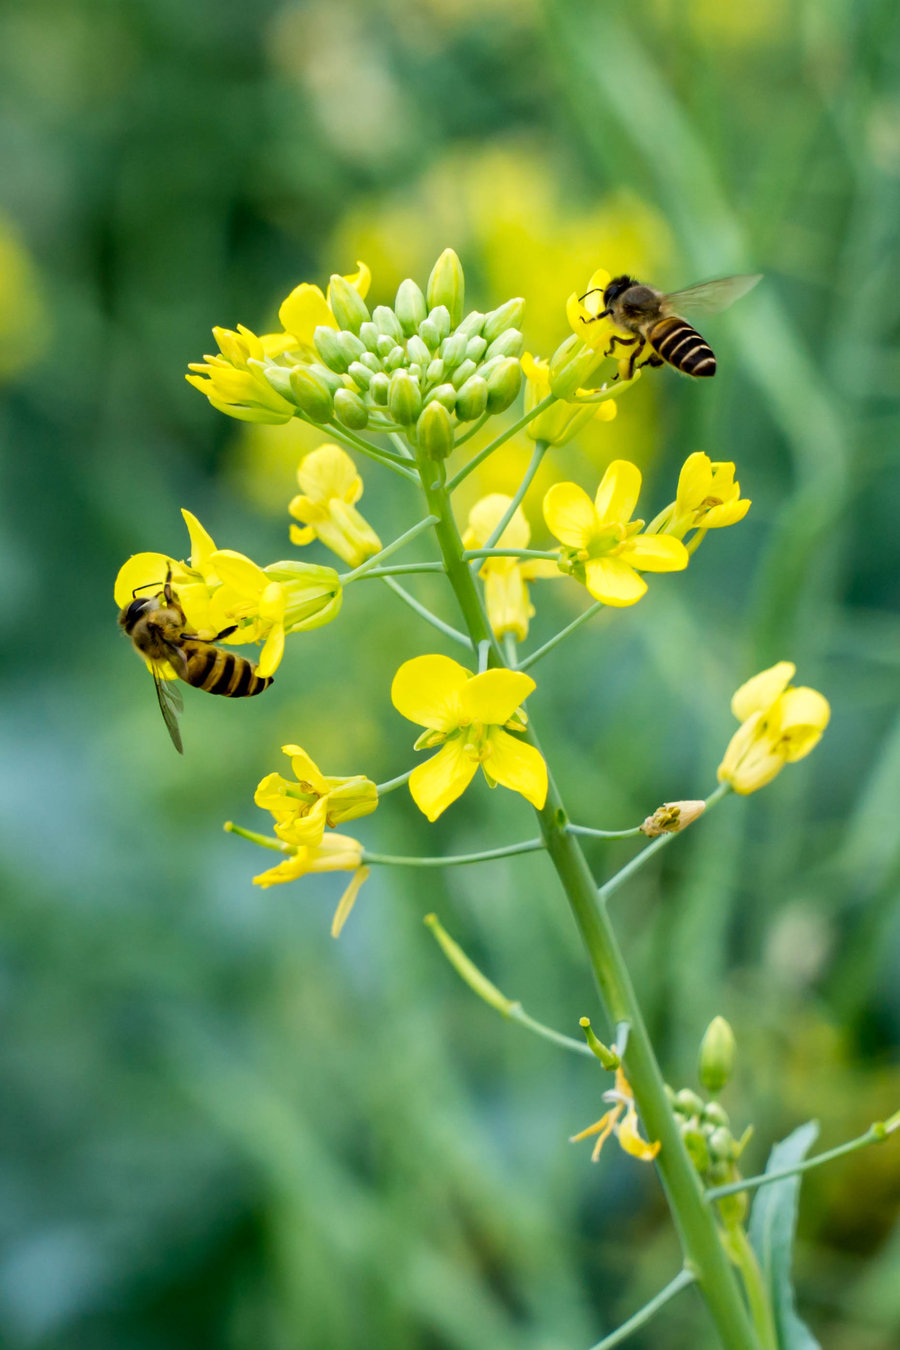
[[289, 445, 382, 567], [186, 325, 297, 424], [570, 1066, 661, 1163], [718, 661, 830, 794], [654, 453, 751, 540], [543, 461, 688, 606], [391, 655, 547, 821], [255, 743, 378, 847], [462, 494, 557, 641], [640, 800, 706, 837], [521, 351, 617, 446], [252, 833, 369, 937]]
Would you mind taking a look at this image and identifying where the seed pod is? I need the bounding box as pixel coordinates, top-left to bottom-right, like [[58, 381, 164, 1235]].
[[328, 275, 370, 334], [358, 321, 379, 352], [486, 356, 523, 413], [416, 399, 454, 460], [373, 305, 405, 342], [699, 1017, 736, 1095], [455, 374, 488, 421], [417, 317, 442, 350], [465, 335, 487, 363], [395, 279, 428, 334], [450, 358, 478, 389], [289, 367, 335, 423], [428, 382, 457, 411], [486, 328, 524, 360], [333, 387, 369, 429], [335, 330, 366, 366], [389, 370, 423, 424], [314, 325, 349, 373], [426, 248, 465, 327], [482, 297, 526, 342], [369, 372, 390, 406], [439, 332, 468, 370], [406, 335, 431, 367]]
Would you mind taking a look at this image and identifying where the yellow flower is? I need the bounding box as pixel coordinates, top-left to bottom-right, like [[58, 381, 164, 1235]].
[[462, 494, 557, 641], [566, 267, 616, 352], [255, 743, 378, 847], [288, 444, 382, 567], [718, 661, 830, 794], [186, 324, 297, 424], [656, 452, 751, 540], [210, 552, 342, 678], [543, 461, 688, 606], [521, 351, 617, 446], [391, 655, 548, 821], [277, 262, 371, 350], [252, 833, 369, 938], [570, 1066, 661, 1163]]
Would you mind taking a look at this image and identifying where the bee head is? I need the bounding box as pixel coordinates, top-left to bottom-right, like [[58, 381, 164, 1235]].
[[118, 594, 159, 629], [603, 275, 638, 307]]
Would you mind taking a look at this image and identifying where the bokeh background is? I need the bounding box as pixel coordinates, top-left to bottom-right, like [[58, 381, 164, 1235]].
[[2, 0, 899, 1346]]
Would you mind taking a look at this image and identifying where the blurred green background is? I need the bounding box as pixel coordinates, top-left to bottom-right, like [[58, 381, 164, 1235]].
[[1, 0, 899, 1346]]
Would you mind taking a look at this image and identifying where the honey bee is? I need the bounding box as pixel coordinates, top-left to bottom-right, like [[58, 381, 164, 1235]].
[[118, 570, 272, 754], [582, 273, 762, 380]]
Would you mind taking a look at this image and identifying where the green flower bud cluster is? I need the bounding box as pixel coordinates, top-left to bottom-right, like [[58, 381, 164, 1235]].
[[270, 250, 524, 452]]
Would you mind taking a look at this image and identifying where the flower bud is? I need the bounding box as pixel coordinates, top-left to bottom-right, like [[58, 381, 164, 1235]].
[[264, 560, 342, 631], [682, 1125, 710, 1174], [465, 335, 487, 363], [308, 362, 345, 395], [427, 305, 452, 341], [673, 1088, 704, 1119], [708, 1126, 736, 1162], [373, 305, 404, 342], [455, 374, 488, 421], [703, 1101, 730, 1130], [389, 370, 423, 424], [347, 360, 373, 389], [327, 275, 370, 334], [314, 325, 350, 373], [428, 382, 457, 411], [699, 1016, 736, 1095], [257, 362, 295, 400], [417, 317, 442, 350], [439, 332, 468, 370], [482, 297, 526, 342], [486, 357, 523, 413], [336, 330, 366, 365], [385, 345, 407, 371], [426, 248, 465, 327], [333, 388, 369, 430], [289, 367, 335, 423], [485, 328, 524, 360], [416, 399, 454, 461], [358, 321, 379, 351], [450, 358, 478, 389], [425, 358, 445, 384], [455, 310, 484, 338], [549, 334, 606, 399], [395, 278, 428, 334], [641, 800, 706, 837], [376, 334, 396, 359], [369, 372, 390, 405], [406, 334, 431, 367]]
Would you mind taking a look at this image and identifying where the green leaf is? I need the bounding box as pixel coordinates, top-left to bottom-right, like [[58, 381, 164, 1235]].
[[748, 1121, 822, 1350]]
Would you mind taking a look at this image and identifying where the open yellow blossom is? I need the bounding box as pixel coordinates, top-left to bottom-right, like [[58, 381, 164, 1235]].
[[252, 832, 369, 938], [521, 351, 617, 446], [186, 324, 297, 424], [462, 495, 558, 641], [718, 661, 830, 794], [391, 655, 548, 821], [654, 453, 751, 540], [570, 1066, 661, 1163], [277, 262, 371, 350], [289, 445, 382, 567], [255, 743, 378, 847], [566, 267, 616, 352], [543, 461, 688, 606]]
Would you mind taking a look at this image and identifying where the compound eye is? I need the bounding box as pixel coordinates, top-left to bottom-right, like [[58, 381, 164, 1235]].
[[125, 598, 152, 622]]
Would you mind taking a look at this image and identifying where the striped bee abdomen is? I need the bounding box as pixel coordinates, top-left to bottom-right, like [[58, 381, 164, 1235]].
[[647, 316, 716, 377], [182, 641, 272, 697]]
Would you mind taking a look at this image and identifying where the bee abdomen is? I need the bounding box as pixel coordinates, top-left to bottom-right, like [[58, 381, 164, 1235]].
[[648, 316, 716, 377], [183, 643, 272, 697]]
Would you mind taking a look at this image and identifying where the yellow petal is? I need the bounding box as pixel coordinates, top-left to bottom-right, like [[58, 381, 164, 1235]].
[[282, 744, 327, 790], [676, 452, 713, 512], [253, 851, 311, 888], [593, 459, 642, 525], [543, 481, 597, 549], [331, 866, 369, 938], [278, 283, 334, 345], [731, 661, 795, 722], [114, 553, 184, 608], [704, 498, 751, 529], [619, 533, 689, 573], [482, 729, 548, 809], [297, 444, 361, 505], [409, 740, 479, 821], [344, 261, 371, 298], [275, 798, 330, 847], [774, 686, 831, 737], [718, 720, 784, 794], [460, 669, 536, 726], [617, 1106, 661, 1161], [210, 549, 269, 597], [257, 625, 285, 678], [308, 833, 364, 872], [181, 509, 218, 574], [464, 493, 531, 551], [391, 655, 471, 731], [583, 557, 647, 606]]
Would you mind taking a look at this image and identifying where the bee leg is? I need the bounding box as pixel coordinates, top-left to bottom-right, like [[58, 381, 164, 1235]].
[[580, 307, 611, 326], [604, 334, 639, 358], [640, 354, 664, 369], [212, 625, 238, 640], [625, 340, 647, 379]]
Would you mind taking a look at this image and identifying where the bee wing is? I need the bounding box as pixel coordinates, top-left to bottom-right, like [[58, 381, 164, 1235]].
[[151, 664, 185, 755], [660, 274, 762, 317]]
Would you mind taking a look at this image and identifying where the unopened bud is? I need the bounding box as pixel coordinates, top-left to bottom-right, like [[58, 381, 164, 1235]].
[[641, 799, 706, 837], [549, 334, 605, 399], [708, 1126, 736, 1162], [406, 335, 431, 367], [336, 330, 367, 366], [347, 360, 373, 390], [455, 374, 488, 422], [358, 321, 379, 352], [486, 357, 523, 413], [389, 370, 423, 424], [289, 367, 335, 423], [373, 305, 404, 342], [376, 334, 396, 359], [578, 1016, 619, 1068], [465, 335, 487, 363], [314, 325, 350, 373], [682, 1125, 710, 1174], [425, 358, 445, 384], [450, 358, 478, 389], [416, 399, 454, 461], [485, 328, 524, 360], [327, 275, 370, 334], [673, 1088, 704, 1119], [702, 1101, 730, 1130], [333, 387, 369, 430], [395, 278, 428, 334], [455, 310, 484, 338], [308, 362, 344, 395], [385, 345, 407, 372], [483, 297, 526, 342], [427, 305, 452, 341], [417, 318, 442, 350], [369, 372, 390, 406], [257, 362, 294, 400], [426, 248, 465, 327], [699, 1016, 736, 1095], [428, 382, 457, 411], [440, 332, 468, 370]]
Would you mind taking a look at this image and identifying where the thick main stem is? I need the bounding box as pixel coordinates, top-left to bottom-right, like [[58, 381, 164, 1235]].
[[415, 443, 760, 1350]]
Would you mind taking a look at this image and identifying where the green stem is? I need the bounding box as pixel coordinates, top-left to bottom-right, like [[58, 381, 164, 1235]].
[[463, 547, 560, 562], [705, 1122, 895, 1200], [381, 577, 473, 650], [587, 1267, 697, 1350], [446, 394, 557, 490], [363, 838, 545, 867], [725, 1225, 778, 1350], [517, 601, 609, 672], [478, 440, 549, 556], [340, 516, 439, 584], [453, 410, 491, 448], [224, 822, 291, 853], [322, 424, 419, 481], [568, 824, 643, 840], [348, 562, 444, 579], [597, 784, 730, 903], [374, 768, 414, 795], [417, 470, 761, 1350]]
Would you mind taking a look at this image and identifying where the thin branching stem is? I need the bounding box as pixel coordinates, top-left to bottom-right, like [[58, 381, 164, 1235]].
[[597, 783, 730, 904], [381, 577, 473, 649], [446, 395, 556, 490], [374, 768, 414, 795], [705, 1121, 896, 1200], [568, 824, 644, 840], [340, 516, 439, 584], [463, 547, 560, 562], [348, 562, 444, 579], [587, 1268, 697, 1350], [363, 839, 545, 867], [476, 440, 549, 560], [517, 601, 608, 672], [322, 424, 418, 481]]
